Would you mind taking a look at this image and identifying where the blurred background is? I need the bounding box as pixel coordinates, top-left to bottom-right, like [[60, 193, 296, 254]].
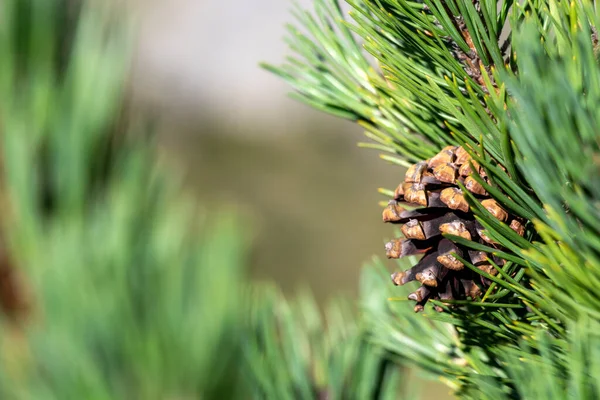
[[128, 0, 401, 302], [127, 4, 451, 397]]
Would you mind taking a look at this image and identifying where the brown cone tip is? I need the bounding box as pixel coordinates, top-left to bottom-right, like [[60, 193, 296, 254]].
[[437, 254, 463, 271], [462, 280, 483, 299], [477, 264, 498, 276], [440, 187, 469, 212], [437, 239, 464, 271], [385, 240, 403, 259], [439, 220, 472, 241], [402, 219, 426, 240], [405, 161, 427, 183], [383, 145, 529, 310], [391, 271, 407, 286], [458, 161, 472, 177], [382, 201, 405, 222], [428, 146, 457, 168], [454, 146, 471, 165], [416, 270, 438, 287], [404, 183, 427, 206], [459, 160, 485, 178], [433, 163, 457, 184], [481, 199, 508, 222], [510, 219, 525, 236], [464, 176, 487, 195], [390, 251, 443, 288]]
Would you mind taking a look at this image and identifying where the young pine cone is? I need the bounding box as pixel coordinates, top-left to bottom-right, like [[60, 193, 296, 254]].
[[383, 146, 525, 312]]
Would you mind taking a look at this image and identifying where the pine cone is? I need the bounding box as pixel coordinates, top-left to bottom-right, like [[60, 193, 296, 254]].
[[383, 146, 525, 312]]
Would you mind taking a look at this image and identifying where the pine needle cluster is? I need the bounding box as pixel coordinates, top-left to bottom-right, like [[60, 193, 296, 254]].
[[265, 0, 600, 397]]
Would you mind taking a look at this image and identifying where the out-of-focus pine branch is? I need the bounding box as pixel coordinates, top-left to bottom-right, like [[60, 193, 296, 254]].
[[0, 1, 249, 398], [244, 283, 406, 400]]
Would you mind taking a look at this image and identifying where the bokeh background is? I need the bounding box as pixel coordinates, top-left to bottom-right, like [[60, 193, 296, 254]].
[[129, 0, 401, 302], [128, 2, 447, 397]]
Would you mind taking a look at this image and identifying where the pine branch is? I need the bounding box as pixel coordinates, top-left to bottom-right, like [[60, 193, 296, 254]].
[[265, 0, 600, 396], [363, 2, 600, 396], [498, 3, 600, 322], [265, 0, 539, 166]]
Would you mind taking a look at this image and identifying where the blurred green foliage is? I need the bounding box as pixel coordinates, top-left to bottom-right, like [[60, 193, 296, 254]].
[[0, 1, 411, 399], [0, 1, 247, 397]]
